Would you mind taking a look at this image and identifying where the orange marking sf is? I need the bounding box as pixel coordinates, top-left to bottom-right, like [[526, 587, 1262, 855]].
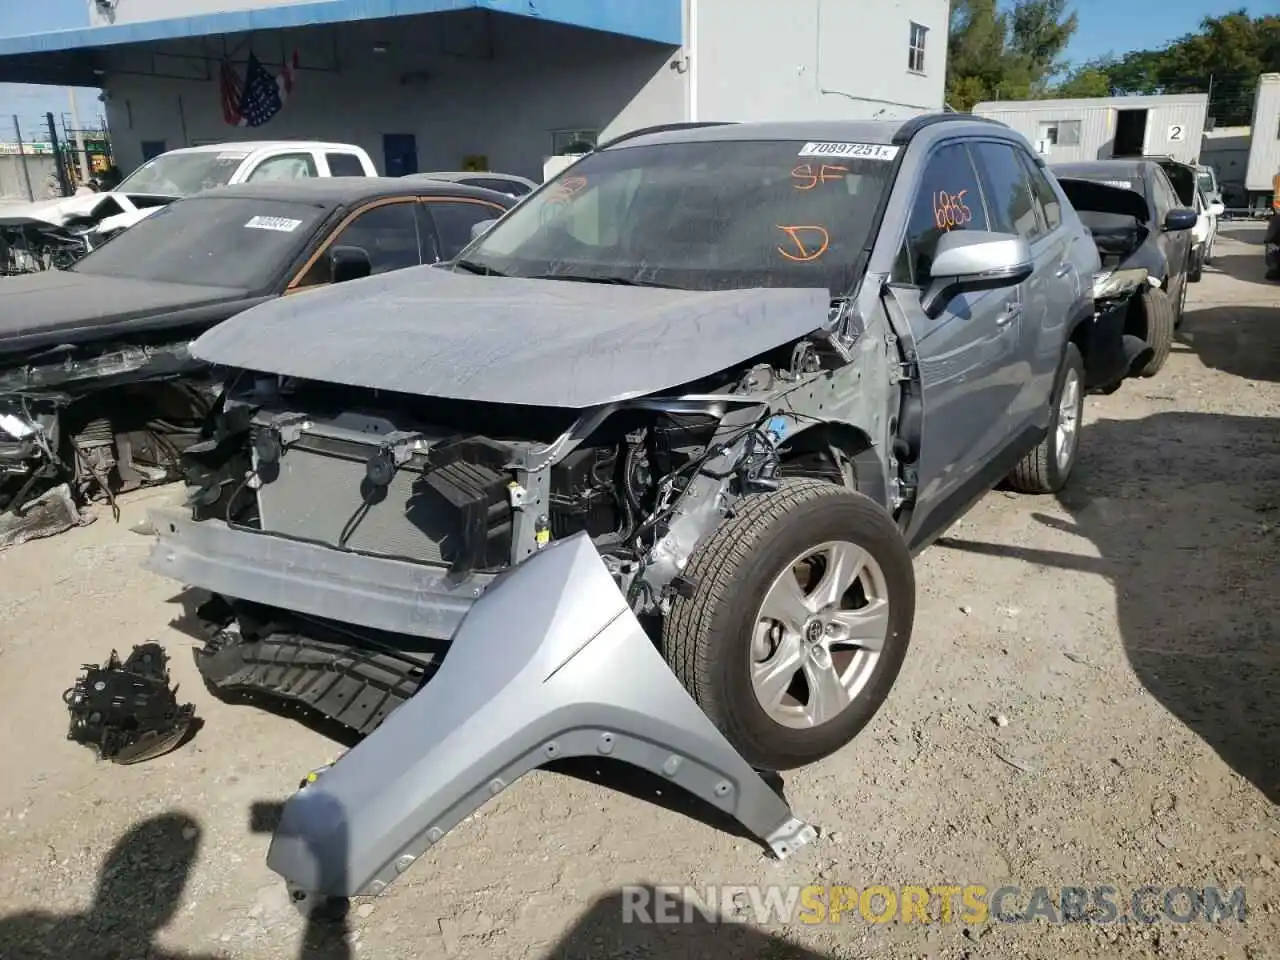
[[932, 189, 972, 230], [776, 225, 830, 262], [791, 163, 849, 190]]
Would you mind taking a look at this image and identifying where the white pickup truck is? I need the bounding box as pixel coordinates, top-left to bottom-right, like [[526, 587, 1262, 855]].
[[13, 140, 379, 243]]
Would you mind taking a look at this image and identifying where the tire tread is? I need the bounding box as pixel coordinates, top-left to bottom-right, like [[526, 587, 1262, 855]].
[[1138, 286, 1175, 377]]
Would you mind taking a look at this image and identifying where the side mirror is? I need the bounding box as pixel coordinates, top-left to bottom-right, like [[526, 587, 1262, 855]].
[[330, 245, 372, 283], [470, 218, 498, 241], [1163, 208, 1198, 232], [921, 230, 1034, 319], [1208, 201, 1225, 218]]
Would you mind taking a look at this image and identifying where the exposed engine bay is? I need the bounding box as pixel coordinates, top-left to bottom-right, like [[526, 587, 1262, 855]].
[[0, 341, 217, 548], [0, 218, 90, 275], [174, 318, 885, 736]]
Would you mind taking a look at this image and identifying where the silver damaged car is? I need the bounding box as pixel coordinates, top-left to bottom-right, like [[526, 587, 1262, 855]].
[[143, 115, 1148, 908]]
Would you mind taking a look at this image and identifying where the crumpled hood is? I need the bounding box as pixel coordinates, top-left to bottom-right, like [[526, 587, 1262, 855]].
[[0, 191, 176, 229], [192, 266, 832, 408], [0, 270, 248, 355]]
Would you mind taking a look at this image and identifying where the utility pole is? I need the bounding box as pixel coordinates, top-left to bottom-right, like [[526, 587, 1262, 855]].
[[46, 112, 70, 197], [12, 116, 33, 201], [67, 87, 90, 183]]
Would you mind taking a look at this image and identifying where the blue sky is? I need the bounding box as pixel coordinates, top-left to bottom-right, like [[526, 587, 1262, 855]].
[[0, 0, 1264, 135], [1062, 0, 1262, 68], [0, 0, 102, 138]]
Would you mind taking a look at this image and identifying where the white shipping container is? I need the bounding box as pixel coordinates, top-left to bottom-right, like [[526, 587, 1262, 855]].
[[972, 93, 1208, 166], [1243, 74, 1280, 193]]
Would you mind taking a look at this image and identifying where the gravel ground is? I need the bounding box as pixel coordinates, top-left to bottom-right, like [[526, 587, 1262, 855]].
[[1, 227, 1277, 960]]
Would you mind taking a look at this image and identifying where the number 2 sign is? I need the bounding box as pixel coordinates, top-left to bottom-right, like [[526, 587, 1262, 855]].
[[1168, 124, 1186, 142]]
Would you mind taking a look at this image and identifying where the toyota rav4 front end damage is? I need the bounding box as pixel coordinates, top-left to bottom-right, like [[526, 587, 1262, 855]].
[[144, 268, 900, 889], [141, 117, 1140, 909]]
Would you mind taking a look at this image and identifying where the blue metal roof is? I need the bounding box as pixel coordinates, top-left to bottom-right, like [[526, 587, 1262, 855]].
[[0, 0, 683, 55]]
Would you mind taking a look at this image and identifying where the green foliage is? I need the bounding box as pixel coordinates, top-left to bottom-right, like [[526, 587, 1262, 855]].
[[1050, 12, 1280, 125], [945, 0, 1079, 110]]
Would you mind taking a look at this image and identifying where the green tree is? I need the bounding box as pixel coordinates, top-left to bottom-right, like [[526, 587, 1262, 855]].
[[1051, 12, 1280, 124], [1054, 65, 1112, 99], [945, 0, 1079, 111]]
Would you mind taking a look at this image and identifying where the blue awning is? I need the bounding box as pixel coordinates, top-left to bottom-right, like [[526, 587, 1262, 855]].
[[0, 0, 682, 55]]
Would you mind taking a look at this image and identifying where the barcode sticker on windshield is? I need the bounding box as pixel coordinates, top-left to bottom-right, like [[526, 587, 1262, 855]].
[[798, 142, 900, 161], [218, 152, 249, 161], [1100, 180, 1137, 190], [244, 215, 302, 232]]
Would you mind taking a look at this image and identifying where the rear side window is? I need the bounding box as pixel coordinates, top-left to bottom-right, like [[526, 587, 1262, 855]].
[[1018, 152, 1063, 232], [326, 153, 368, 177], [296, 201, 422, 286], [427, 200, 506, 261], [892, 142, 990, 285], [969, 141, 1043, 241]]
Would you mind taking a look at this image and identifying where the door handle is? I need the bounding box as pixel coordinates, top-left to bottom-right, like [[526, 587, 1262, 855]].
[[996, 297, 1021, 325], [1054, 263, 1072, 277]]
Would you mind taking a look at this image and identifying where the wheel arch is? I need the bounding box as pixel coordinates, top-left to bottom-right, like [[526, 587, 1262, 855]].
[[776, 422, 888, 509]]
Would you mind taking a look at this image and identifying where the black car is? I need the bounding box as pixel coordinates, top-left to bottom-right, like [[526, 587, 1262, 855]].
[[1051, 159, 1198, 376], [0, 176, 516, 538]]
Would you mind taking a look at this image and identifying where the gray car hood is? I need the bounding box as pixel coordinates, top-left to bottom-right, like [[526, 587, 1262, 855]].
[[192, 266, 832, 408]]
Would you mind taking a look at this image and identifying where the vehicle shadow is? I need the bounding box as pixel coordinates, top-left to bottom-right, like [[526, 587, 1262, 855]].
[[937, 411, 1280, 804], [544, 887, 839, 959], [249, 800, 354, 960], [1176, 304, 1280, 383], [1201, 252, 1275, 289], [0, 812, 226, 960]]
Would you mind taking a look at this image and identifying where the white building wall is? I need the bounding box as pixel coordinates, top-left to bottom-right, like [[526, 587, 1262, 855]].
[[689, 0, 948, 123], [1244, 73, 1280, 192], [1200, 126, 1251, 196], [99, 15, 682, 176], [974, 94, 1209, 165], [93, 0, 951, 176]]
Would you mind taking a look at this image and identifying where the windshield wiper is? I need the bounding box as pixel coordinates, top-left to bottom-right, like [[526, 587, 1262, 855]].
[[529, 273, 679, 289], [451, 259, 504, 277]]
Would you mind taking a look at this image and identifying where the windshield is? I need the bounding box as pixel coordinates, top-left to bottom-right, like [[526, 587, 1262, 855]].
[[72, 196, 327, 289], [457, 139, 898, 293], [114, 151, 247, 197]]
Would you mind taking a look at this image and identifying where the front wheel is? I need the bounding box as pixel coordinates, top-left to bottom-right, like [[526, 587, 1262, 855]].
[[662, 479, 915, 771]]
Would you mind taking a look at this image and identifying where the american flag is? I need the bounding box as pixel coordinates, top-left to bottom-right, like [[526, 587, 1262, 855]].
[[220, 51, 299, 127]]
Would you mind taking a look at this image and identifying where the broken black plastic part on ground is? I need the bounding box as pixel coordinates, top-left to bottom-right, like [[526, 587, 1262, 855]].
[[64, 642, 197, 764]]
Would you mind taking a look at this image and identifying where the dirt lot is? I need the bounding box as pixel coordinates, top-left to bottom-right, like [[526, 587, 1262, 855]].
[[1, 227, 1277, 960]]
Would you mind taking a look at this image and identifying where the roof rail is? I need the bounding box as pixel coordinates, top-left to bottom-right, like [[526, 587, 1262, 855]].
[[891, 113, 1008, 145], [594, 121, 737, 152]]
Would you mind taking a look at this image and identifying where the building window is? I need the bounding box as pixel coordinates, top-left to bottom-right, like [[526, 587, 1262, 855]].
[[908, 22, 927, 74], [1038, 120, 1082, 147]]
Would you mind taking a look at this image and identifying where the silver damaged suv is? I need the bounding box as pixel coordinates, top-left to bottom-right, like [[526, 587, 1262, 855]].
[[144, 115, 1143, 905]]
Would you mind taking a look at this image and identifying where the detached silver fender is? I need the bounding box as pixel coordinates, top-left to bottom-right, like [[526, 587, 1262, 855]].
[[267, 532, 817, 902]]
